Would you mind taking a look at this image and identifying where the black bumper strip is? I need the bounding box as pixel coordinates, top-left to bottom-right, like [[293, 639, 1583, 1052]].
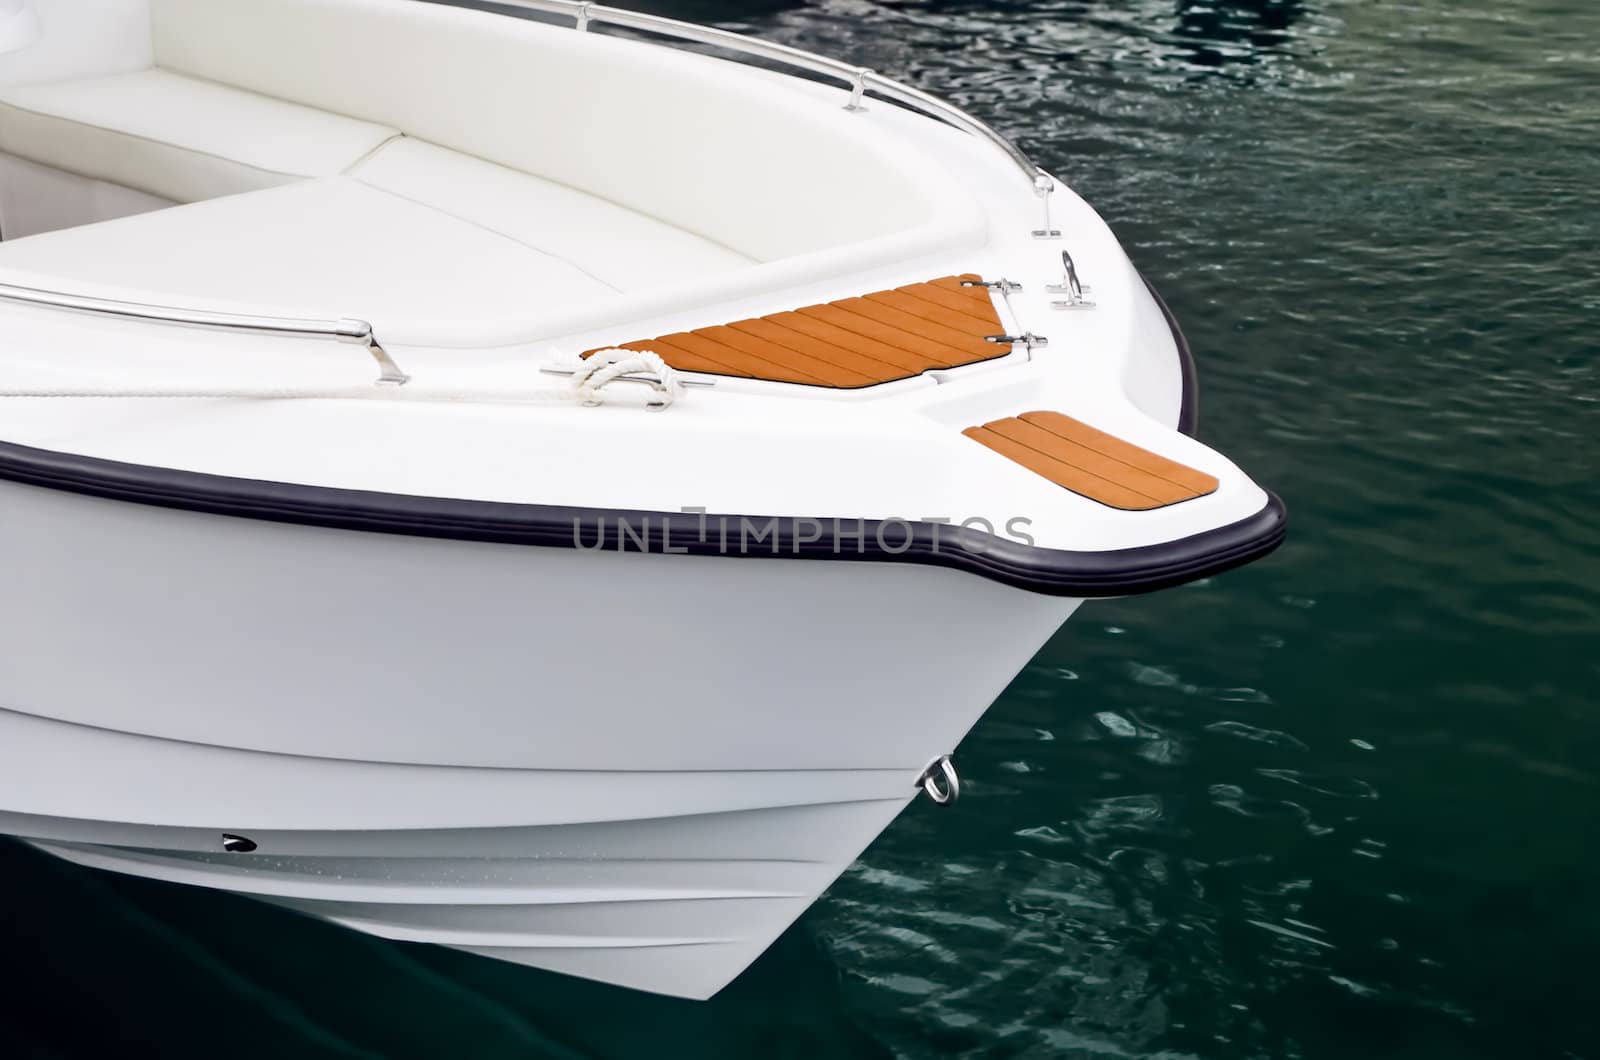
[[0, 438, 1284, 598], [1140, 273, 1200, 438]]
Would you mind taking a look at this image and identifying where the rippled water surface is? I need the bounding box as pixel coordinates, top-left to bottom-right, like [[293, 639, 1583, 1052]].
[[4, 1, 1597, 1056]]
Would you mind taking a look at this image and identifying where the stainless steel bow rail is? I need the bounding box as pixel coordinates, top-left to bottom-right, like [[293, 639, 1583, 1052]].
[[0, 282, 410, 385], [488, 0, 1064, 239]]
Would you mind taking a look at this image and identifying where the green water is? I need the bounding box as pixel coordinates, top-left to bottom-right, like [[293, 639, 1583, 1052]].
[[3, 0, 1597, 1056]]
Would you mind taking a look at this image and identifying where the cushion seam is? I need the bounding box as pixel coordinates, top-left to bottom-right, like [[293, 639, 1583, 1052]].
[[138, 63, 394, 137], [354, 138, 756, 265], [0, 98, 313, 184], [350, 176, 626, 294], [0, 93, 395, 185], [340, 132, 406, 174]]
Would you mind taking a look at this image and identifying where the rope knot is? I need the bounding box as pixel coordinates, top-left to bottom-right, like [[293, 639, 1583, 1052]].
[[571, 348, 684, 410]]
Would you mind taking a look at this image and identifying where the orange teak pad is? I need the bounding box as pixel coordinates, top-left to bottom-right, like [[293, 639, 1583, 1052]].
[[582, 274, 1011, 388], [964, 411, 1220, 510]]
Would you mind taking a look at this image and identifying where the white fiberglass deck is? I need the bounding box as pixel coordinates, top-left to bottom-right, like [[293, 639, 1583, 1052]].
[[0, 0, 1282, 1003]]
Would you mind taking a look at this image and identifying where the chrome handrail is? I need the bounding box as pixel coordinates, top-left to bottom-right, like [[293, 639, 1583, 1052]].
[[484, 0, 1057, 221], [0, 282, 410, 385]]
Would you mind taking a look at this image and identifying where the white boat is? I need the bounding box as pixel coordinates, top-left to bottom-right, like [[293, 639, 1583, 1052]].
[[0, 0, 1284, 999]]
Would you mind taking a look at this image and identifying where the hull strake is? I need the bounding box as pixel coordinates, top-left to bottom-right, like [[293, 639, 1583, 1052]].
[[0, 707, 927, 999], [8, 805, 909, 1000]]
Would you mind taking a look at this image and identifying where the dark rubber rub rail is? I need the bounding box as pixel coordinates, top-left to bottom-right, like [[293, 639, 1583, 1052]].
[[1141, 272, 1200, 437], [0, 439, 1284, 597]]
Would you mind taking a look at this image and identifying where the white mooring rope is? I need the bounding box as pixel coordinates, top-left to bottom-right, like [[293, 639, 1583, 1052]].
[[569, 348, 684, 408], [0, 348, 685, 409]]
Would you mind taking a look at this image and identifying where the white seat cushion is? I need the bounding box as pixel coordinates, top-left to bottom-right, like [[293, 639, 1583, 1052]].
[[0, 177, 620, 347], [149, 0, 974, 262], [348, 138, 751, 293], [0, 68, 397, 203]]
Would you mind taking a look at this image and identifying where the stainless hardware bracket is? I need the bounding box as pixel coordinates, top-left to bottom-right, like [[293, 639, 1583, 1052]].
[[1031, 174, 1061, 239], [917, 756, 960, 806], [961, 279, 1023, 294], [844, 67, 870, 111], [1045, 249, 1095, 309], [985, 332, 1049, 351]]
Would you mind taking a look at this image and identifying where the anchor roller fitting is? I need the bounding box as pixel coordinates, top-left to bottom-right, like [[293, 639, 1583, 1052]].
[[917, 755, 961, 806]]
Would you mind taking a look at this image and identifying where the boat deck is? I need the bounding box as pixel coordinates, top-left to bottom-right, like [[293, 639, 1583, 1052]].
[[587, 274, 1011, 388], [964, 412, 1219, 510], [586, 274, 1217, 512]]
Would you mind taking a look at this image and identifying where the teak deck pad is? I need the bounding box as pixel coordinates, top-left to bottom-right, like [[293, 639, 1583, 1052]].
[[965, 411, 1219, 510], [584, 274, 1011, 388]]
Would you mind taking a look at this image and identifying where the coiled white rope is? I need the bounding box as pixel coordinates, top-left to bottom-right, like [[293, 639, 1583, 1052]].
[[570, 348, 684, 409], [0, 348, 685, 409]]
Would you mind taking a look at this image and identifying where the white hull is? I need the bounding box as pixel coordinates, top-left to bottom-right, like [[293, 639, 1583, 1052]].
[[0, 480, 1077, 998], [5, 765, 916, 999], [0, 0, 1282, 999]]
